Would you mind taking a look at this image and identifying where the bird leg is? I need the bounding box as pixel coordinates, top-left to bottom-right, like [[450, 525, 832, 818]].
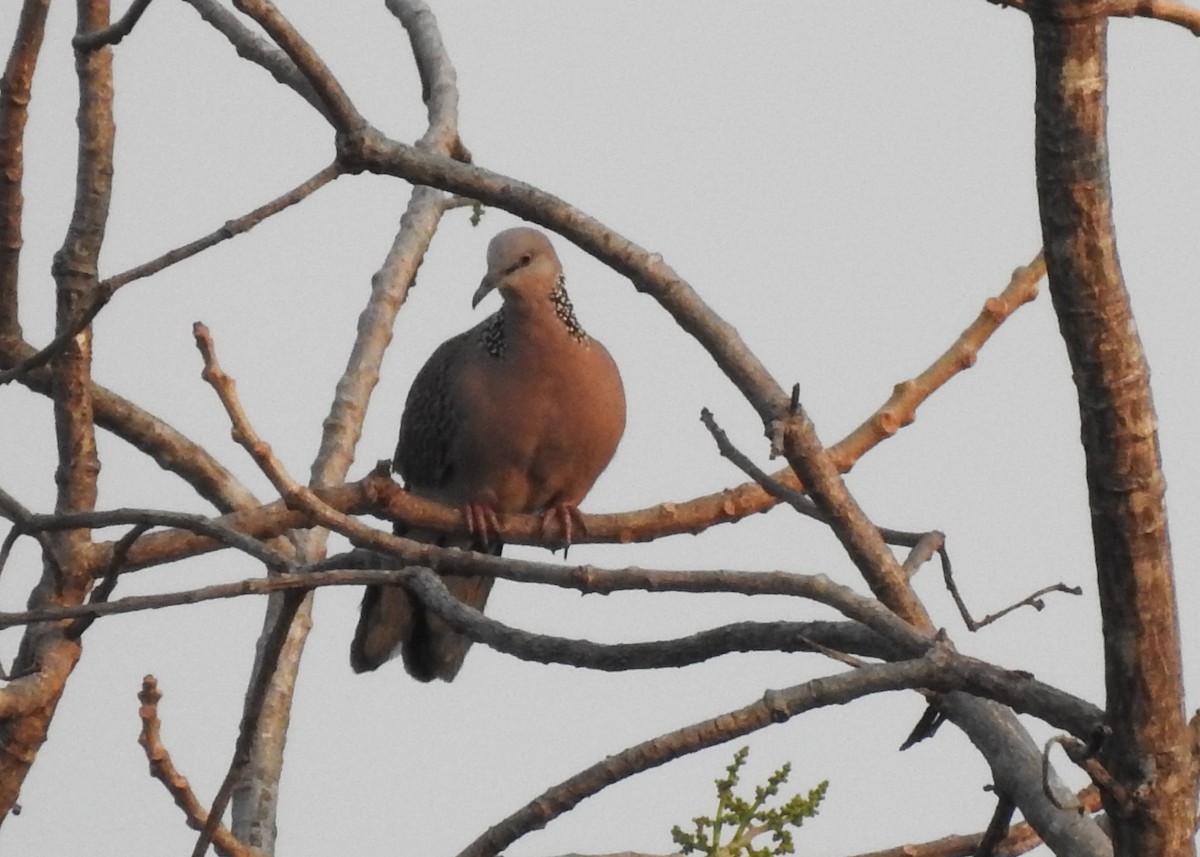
[[539, 502, 587, 553], [463, 502, 502, 551]]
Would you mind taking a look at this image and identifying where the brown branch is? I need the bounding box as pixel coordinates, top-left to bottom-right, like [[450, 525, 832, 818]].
[[63, 521, 147, 639], [189, 323, 320, 857], [1101, 0, 1200, 34], [73, 0, 154, 51], [0, 0, 114, 822], [229, 0, 362, 133], [179, 0, 331, 122], [0, 290, 109, 385], [832, 254, 1044, 469], [64, 252, 1044, 578], [229, 4, 470, 843], [137, 677, 259, 857], [1, 346, 261, 512], [0, 0, 51, 343], [777, 403, 1109, 853], [0, 162, 341, 388], [1032, 13, 1193, 853], [779, 400, 932, 630], [101, 161, 341, 292], [27, 506, 293, 572]]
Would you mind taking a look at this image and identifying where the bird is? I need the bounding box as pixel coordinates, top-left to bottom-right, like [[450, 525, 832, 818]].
[[351, 227, 626, 681]]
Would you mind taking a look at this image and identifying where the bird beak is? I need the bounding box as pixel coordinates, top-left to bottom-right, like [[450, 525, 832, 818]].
[[472, 273, 497, 309]]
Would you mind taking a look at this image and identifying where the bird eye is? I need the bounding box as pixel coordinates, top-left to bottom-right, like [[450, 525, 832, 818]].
[[519, 253, 532, 267]]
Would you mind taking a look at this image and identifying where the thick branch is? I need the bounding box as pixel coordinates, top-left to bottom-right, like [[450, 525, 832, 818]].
[[0, 0, 113, 823], [1032, 9, 1194, 855], [0, 0, 51, 343], [208, 6, 466, 842]]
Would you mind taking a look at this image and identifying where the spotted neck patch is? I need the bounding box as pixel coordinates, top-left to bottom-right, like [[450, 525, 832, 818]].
[[478, 275, 589, 359], [480, 307, 507, 358], [551, 275, 588, 342]]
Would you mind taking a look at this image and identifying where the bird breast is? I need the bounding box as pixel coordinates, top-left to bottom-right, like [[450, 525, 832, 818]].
[[450, 335, 625, 513]]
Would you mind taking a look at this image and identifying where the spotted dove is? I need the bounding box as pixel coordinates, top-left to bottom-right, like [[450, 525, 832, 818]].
[[351, 227, 626, 681]]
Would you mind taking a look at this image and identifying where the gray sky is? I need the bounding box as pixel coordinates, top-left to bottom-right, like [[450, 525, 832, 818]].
[[1, 3, 1197, 855]]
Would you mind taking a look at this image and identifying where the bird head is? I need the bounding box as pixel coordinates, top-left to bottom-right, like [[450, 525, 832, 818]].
[[472, 227, 563, 308]]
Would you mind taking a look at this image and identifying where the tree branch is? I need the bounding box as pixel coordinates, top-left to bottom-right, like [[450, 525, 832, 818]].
[[0, 0, 51, 343], [1032, 10, 1193, 853], [229, 0, 362, 133], [137, 676, 259, 857], [0, 0, 114, 822], [225, 3, 469, 846], [841, 784, 1102, 857], [179, 0, 331, 122], [72, 0, 154, 51], [453, 648, 1065, 857]]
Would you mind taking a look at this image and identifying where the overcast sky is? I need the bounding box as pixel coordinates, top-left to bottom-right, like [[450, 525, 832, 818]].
[[1, 3, 1197, 856]]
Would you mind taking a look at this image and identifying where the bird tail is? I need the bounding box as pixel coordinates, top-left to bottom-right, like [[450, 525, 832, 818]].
[[350, 528, 497, 682]]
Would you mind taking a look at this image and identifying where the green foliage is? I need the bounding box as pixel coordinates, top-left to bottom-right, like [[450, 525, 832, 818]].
[[670, 747, 827, 857]]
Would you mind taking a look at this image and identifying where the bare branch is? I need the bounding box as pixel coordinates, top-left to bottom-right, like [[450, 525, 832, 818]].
[[103, 162, 341, 292], [27, 506, 293, 573], [1033, 16, 1192, 851], [0, 291, 108, 386], [63, 521, 147, 639], [0, 0, 115, 820], [834, 254, 1043, 468], [179, 0, 331, 122], [384, 0, 470, 158], [0, 0, 52, 343], [4, 347, 261, 512], [73, 0, 154, 51], [229, 0, 362, 133], [137, 677, 259, 857], [454, 647, 1068, 857]]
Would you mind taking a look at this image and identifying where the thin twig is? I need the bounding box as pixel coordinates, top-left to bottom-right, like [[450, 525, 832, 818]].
[[0, 162, 341, 388], [0, 486, 59, 581], [64, 523, 147, 639], [0, 286, 109, 386], [702, 408, 1082, 630], [137, 677, 259, 857], [977, 793, 1016, 857], [701, 407, 944, 552], [28, 506, 293, 573], [101, 162, 341, 292], [73, 0, 155, 51], [840, 784, 1103, 857]]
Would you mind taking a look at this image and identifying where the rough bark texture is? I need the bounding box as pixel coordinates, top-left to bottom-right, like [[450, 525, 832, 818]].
[[0, 0, 112, 821], [0, 0, 50, 343], [1031, 8, 1196, 856]]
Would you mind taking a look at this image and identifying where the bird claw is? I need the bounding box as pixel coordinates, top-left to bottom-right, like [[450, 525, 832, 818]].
[[540, 503, 587, 555], [464, 502, 501, 550]]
